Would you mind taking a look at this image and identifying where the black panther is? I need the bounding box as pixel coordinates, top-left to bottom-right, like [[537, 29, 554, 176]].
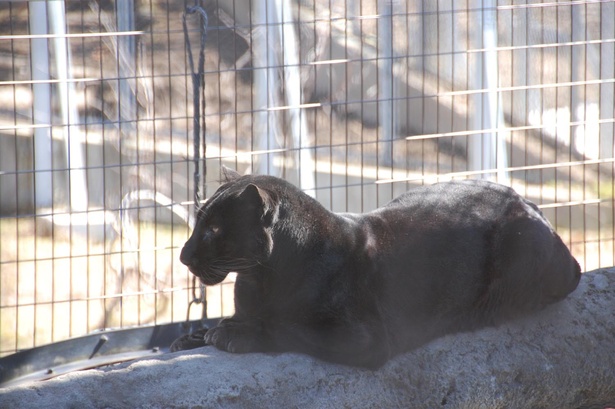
[[171, 168, 581, 369]]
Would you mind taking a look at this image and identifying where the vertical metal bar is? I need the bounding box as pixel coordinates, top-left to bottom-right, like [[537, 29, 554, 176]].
[[254, 0, 281, 177], [377, 0, 393, 172], [482, 0, 497, 178], [48, 1, 89, 212], [28, 2, 52, 349], [359, 0, 365, 209], [600, 0, 615, 268], [482, 0, 508, 181], [279, 0, 315, 196], [28, 2, 53, 211], [328, 0, 333, 209], [468, 1, 482, 177], [116, 0, 136, 138], [571, 2, 586, 270], [419, 1, 427, 181], [147, 0, 158, 325], [253, 0, 269, 175], [344, 0, 352, 211], [8, 1, 19, 354], [468, 0, 506, 180], [571, 2, 585, 158], [599, 2, 615, 162]]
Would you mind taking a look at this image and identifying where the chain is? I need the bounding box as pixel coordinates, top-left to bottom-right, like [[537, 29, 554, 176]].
[[183, 1, 208, 322]]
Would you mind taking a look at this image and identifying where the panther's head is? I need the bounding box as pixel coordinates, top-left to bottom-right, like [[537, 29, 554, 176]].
[[179, 169, 278, 285]]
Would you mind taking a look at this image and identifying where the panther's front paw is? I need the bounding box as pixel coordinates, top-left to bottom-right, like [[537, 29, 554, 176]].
[[204, 321, 266, 353], [169, 327, 209, 352]]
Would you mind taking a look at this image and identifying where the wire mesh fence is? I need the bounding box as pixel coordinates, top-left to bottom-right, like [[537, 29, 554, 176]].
[[0, 0, 613, 357]]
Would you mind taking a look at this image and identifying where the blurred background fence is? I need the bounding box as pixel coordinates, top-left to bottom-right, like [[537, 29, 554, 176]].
[[0, 0, 613, 357]]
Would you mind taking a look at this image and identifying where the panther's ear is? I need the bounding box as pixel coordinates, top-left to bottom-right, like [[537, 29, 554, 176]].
[[238, 184, 278, 226], [222, 165, 241, 182]]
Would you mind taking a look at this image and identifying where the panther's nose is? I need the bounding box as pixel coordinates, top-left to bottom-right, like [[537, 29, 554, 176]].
[[179, 243, 193, 267]]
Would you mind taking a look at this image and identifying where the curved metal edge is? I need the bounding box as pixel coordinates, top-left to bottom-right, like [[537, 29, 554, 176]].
[[0, 318, 220, 388]]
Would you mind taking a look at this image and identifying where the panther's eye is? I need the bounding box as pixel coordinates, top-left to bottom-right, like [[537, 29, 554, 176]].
[[203, 225, 220, 240]]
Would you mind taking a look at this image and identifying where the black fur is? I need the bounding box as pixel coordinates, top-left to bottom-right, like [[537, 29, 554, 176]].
[[173, 169, 581, 368]]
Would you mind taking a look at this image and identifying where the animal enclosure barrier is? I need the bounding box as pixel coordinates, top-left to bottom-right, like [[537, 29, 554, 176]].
[[0, 0, 614, 358]]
